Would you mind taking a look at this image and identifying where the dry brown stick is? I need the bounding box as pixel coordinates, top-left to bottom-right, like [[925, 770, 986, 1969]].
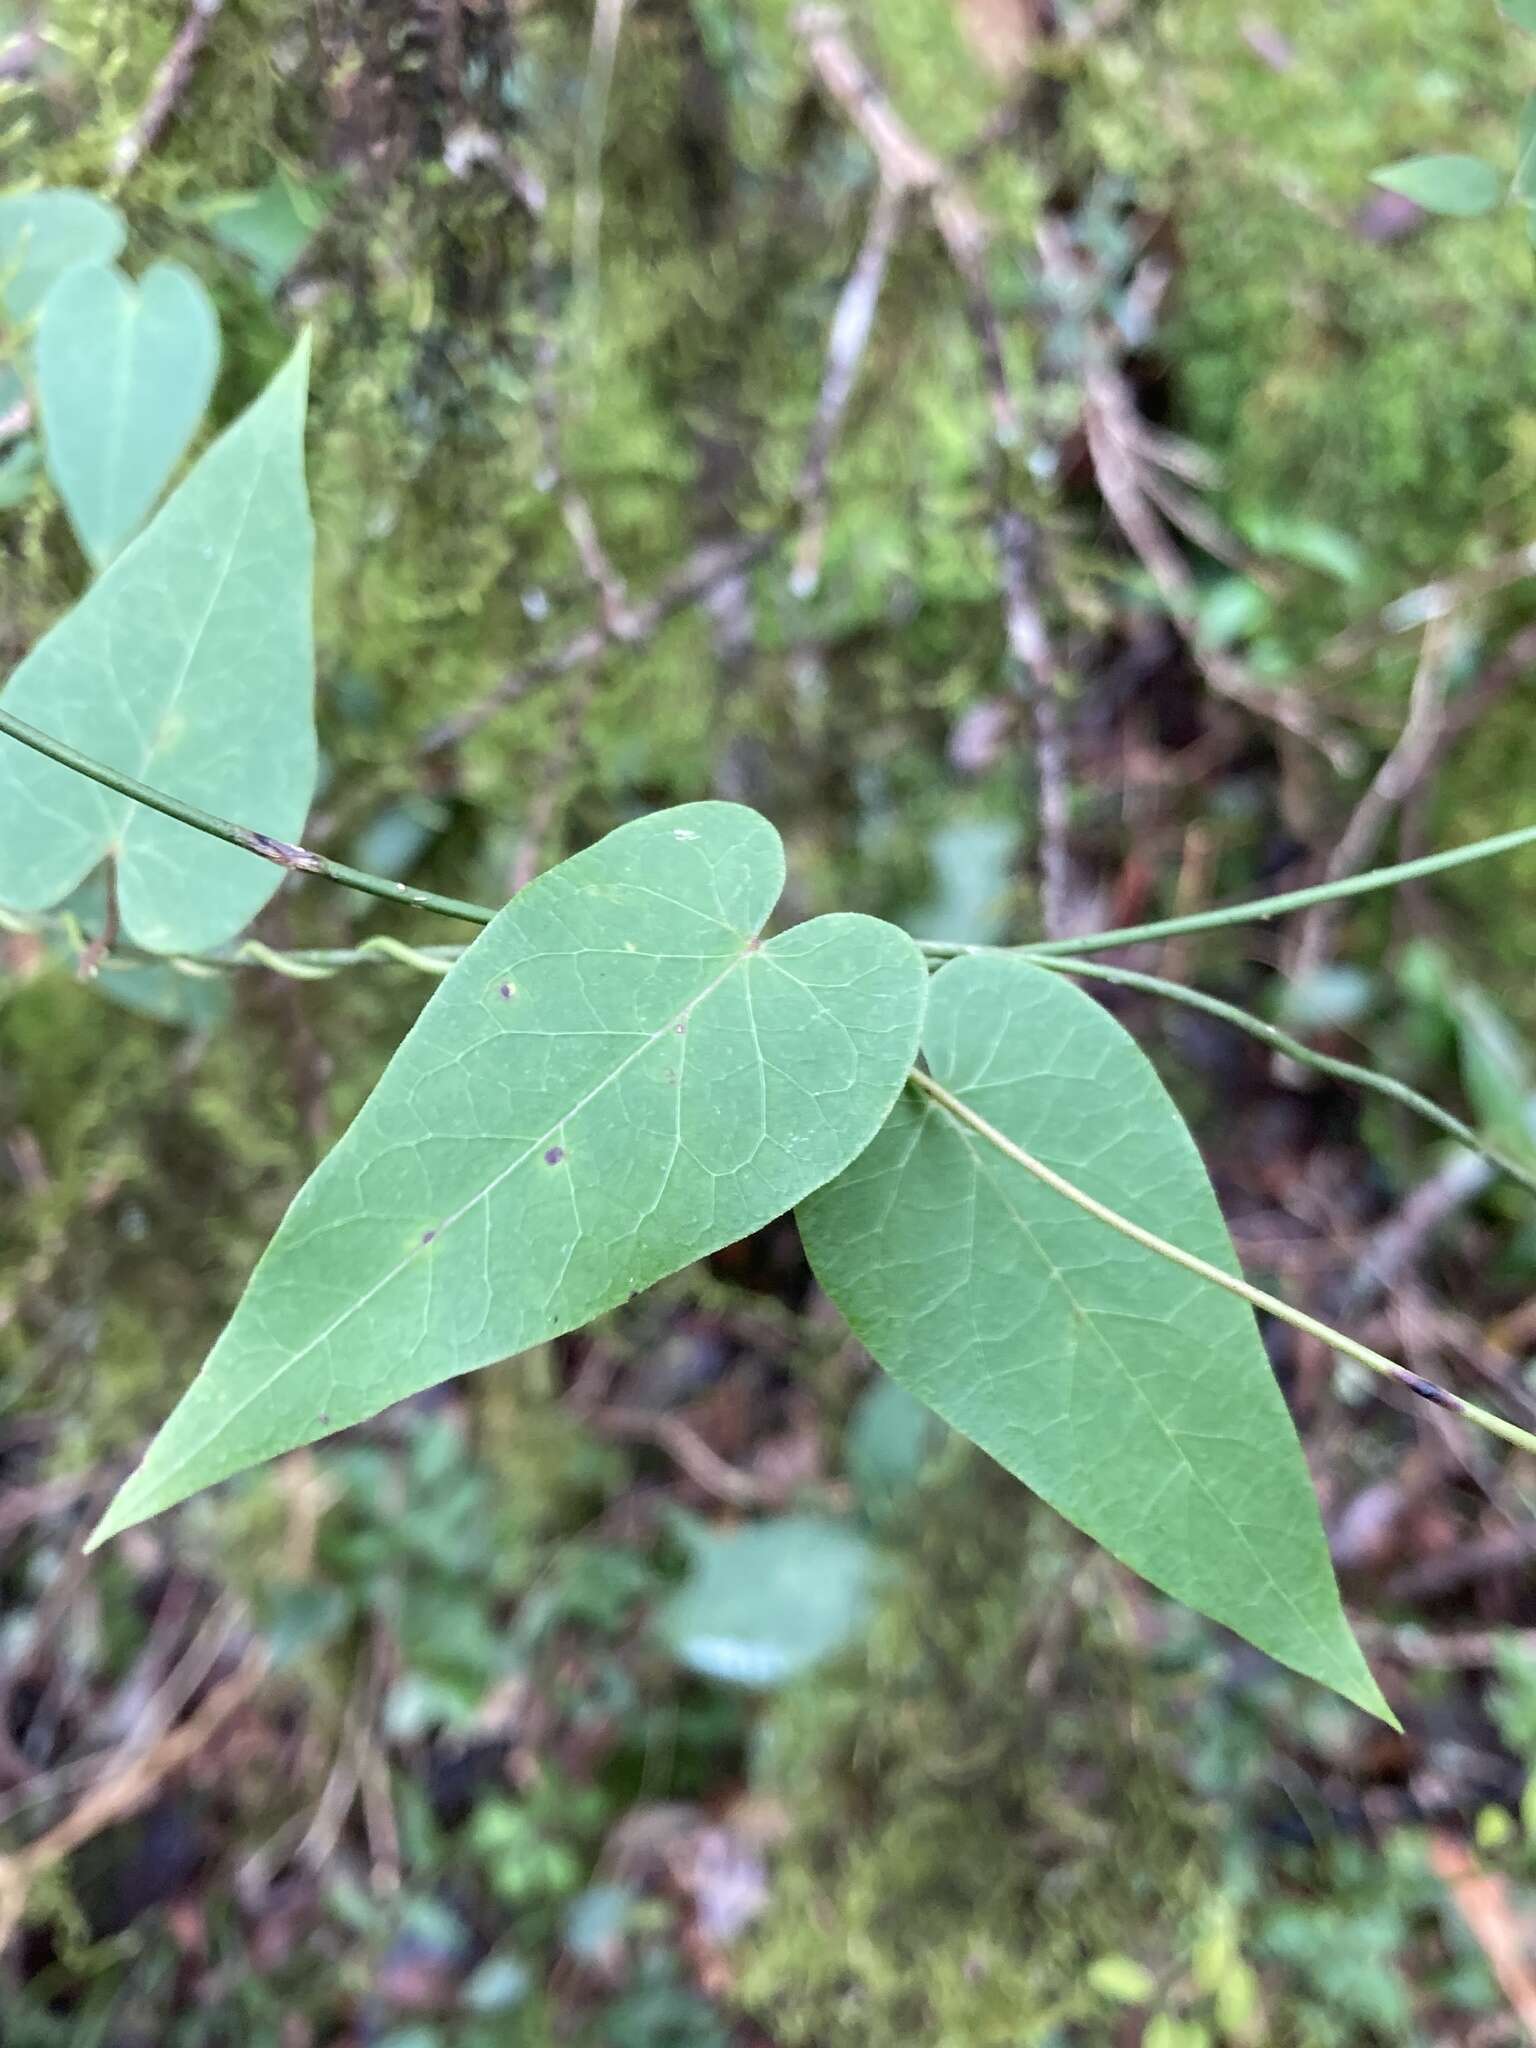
[[111, 0, 224, 183], [1357, 1622, 1536, 1670], [0, 1643, 267, 1948], [796, 5, 1073, 932], [427, 21, 913, 761], [1287, 619, 1457, 991], [1318, 542, 1536, 676], [1428, 1834, 1536, 2041], [1341, 1148, 1494, 1320], [791, 178, 908, 599], [418, 530, 778, 754], [591, 1406, 794, 1508], [1074, 333, 1352, 769]]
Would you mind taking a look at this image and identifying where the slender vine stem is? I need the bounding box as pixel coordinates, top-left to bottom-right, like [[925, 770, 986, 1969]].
[[907, 1066, 1536, 1459], [0, 708, 497, 930], [917, 823, 1536, 961], [1032, 955, 1536, 1200]]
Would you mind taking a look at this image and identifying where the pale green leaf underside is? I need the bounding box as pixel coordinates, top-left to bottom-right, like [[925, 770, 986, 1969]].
[[0, 339, 315, 953], [658, 1515, 884, 1687], [38, 260, 221, 567], [798, 955, 1389, 1720], [91, 804, 927, 1544], [0, 188, 125, 319]]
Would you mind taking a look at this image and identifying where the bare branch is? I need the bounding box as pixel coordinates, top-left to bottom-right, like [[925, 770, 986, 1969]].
[[418, 531, 779, 755], [111, 0, 224, 183], [792, 180, 908, 598], [796, 5, 1074, 932], [1287, 618, 1457, 988]]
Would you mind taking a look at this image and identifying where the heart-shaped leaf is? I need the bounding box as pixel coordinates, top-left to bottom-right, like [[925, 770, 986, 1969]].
[[89, 804, 927, 1543], [798, 954, 1389, 1719], [0, 338, 315, 954], [0, 188, 125, 319], [37, 260, 220, 567]]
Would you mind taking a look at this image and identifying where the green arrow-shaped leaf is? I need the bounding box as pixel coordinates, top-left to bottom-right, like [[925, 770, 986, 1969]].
[[0, 338, 315, 954], [1368, 154, 1503, 218], [37, 261, 221, 567], [90, 804, 927, 1544], [0, 188, 125, 319], [798, 954, 1389, 1719]]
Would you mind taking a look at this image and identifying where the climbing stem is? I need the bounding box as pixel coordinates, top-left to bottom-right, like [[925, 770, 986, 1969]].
[[917, 823, 1536, 960], [1031, 955, 1536, 1201], [0, 708, 497, 930], [907, 1065, 1536, 1458]]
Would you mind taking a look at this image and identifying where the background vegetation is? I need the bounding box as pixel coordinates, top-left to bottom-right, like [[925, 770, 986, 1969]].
[[7, 0, 1536, 2041]]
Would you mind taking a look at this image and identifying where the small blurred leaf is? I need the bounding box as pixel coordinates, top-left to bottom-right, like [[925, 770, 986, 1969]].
[[846, 1374, 943, 1517], [1143, 2022, 1212, 2048], [903, 818, 1018, 947], [1274, 964, 1375, 1035], [90, 959, 232, 1029], [351, 796, 450, 880], [262, 1582, 352, 1666], [1239, 511, 1368, 585], [37, 260, 220, 567], [1196, 576, 1270, 649], [0, 188, 125, 319], [461, 1954, 534, 2013], [563, 1884, 635, 1962], [42, 879, 233, 1029], [1504, 0, 1536, 30], [192, 174, 331, 292], [657, 1516, 883, 1687], [1369, 155, 1503, 218], [1086, 1955, 1156, 2003], [1451, 984, 1536, 1162]]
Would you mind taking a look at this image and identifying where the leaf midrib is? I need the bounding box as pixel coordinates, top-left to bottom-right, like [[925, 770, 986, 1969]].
[[142, 935, 764, 1495], [929, 1096, 1340, 1670]]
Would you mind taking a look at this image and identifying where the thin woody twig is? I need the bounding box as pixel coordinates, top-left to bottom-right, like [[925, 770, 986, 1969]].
[[1318, 543, 1536, 676], [419, 530, 779, 754], [0, 1642, 267, 1947], [795, 5, 1073, 933], [1058, 271, 1353, 768], [792, 179, 907, 598], [111, 0, 224, 183], [1287, 619, 1456, 990], [591, 1406, 792, 1507]]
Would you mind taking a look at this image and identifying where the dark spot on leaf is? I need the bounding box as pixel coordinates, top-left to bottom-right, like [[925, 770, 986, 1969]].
[[545, 1146, 565, 1165], [421, 1228, 436, 1244], [498, 983, 513, 999], [318, 1412, 331, 1426]]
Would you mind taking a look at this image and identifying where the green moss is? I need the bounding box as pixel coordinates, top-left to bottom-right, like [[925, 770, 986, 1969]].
[[1075, 0, 1536, 588], [738, 1457, 1216, 2046]]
